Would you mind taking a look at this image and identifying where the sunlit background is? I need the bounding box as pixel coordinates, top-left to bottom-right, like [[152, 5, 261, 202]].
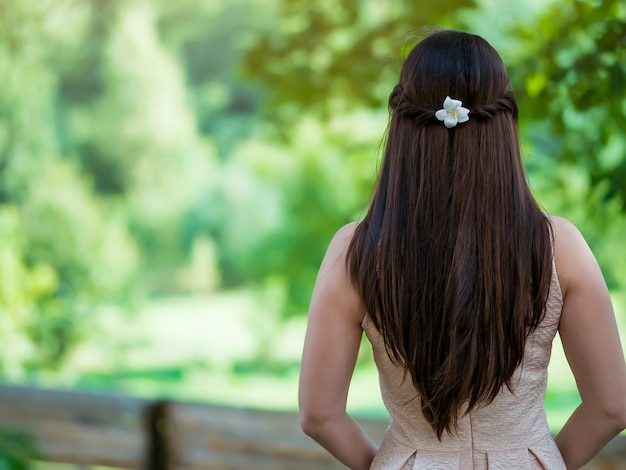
[[0, 0, 625, 465]]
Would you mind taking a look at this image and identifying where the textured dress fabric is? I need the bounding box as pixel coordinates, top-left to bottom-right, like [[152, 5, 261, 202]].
[[361, 260, 567, 470]]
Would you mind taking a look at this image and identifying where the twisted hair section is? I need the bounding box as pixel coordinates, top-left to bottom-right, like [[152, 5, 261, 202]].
[[389, 84, 518, 125]]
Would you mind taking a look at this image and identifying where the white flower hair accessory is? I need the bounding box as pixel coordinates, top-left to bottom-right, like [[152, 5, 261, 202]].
[[435, 96, 470, 128]]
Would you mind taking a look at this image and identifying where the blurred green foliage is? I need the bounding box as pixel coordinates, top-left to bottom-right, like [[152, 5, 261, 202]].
[[243, 0, 477, 117], [511, 0, 626, 289], [515, 0, 626, 206], [0, 0, 624, 378], [0, 428, 38, 470]]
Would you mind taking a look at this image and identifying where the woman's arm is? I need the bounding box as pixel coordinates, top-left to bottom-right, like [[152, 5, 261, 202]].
[[551, 216, 626, 469], [299, 223, 378, 469]]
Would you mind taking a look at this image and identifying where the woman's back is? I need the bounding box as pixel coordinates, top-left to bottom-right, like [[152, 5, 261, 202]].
[[363, 235, 565, 469]]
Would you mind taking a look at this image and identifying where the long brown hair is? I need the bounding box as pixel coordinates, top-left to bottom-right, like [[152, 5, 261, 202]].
[[347, 30, 553, 439]]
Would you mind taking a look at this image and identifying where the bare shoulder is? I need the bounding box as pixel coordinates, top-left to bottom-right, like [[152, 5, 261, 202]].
[[548, 215, 599, 299], [548, 215, 583, 241], [330, 222, 359, 247], [312, 222, 363, 323], [319, 222, 359, 270]]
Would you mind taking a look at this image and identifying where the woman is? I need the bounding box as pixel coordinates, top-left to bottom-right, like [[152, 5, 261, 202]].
[[299, 30, 626, 469]]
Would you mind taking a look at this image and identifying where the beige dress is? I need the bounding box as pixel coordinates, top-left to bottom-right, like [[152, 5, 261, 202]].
[[362, 260, 567, 469]]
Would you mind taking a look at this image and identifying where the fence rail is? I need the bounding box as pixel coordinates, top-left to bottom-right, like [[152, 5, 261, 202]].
[[0, 384, 624, 469]]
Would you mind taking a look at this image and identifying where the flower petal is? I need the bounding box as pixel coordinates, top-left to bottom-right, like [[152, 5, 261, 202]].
[[435, 109, 447, 121], [457, 107, 470, 123], [444, 115, 458, 128], [443, 96, 456, 112]]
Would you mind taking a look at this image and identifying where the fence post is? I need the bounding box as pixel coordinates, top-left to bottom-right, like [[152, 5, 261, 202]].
[[146, 400, 171, 470]]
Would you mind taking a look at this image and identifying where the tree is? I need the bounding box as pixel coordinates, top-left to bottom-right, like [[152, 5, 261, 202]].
[[510, 0, 626, 289], [0, 0, 139, 373], [513, 0, 626, 208], [244, 0, 478, 121]]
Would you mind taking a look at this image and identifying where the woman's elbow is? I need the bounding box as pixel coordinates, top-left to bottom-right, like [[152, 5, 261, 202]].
[[605, 405, 626, 432], [299, 408, 334, 438], [595, 400, 626, 433]]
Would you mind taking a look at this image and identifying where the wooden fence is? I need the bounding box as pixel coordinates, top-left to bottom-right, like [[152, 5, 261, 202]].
[[0, 384, 625, 469]]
